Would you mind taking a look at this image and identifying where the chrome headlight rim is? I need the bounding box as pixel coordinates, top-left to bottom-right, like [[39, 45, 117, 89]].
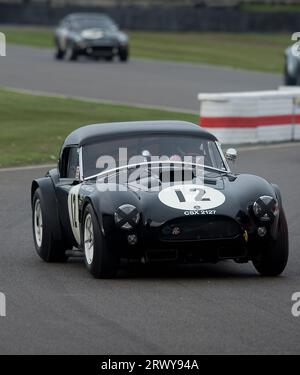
[[114, 204, 140, 230]]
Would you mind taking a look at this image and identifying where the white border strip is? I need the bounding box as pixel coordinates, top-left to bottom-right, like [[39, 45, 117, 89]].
[[0, 164, 55, 173], [3, 87, 198, 115], [237, 142, 300, 152]]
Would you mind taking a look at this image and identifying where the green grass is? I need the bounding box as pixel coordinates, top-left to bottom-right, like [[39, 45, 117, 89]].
[[2, 26, 53, 48], [0, 26, 290, 72], [241, 3, 300, 13], [128, 31, 289, 73], [0, 88, 197, 167]]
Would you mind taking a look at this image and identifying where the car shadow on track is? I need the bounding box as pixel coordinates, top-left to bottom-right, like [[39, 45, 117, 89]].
[[58, 56, 124, 65], [67, 256, 260, 280], [121, 262, 259, 280]]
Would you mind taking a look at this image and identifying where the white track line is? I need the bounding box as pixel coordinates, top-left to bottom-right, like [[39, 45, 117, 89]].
[[0, 164, 55, 173], [237, 142, 300, 152], [134, 57, 280, 76], [4, 86, 198, 115]]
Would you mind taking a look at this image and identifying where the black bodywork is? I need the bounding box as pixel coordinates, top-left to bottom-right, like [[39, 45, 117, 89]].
[[284, 46, 300, 85], [54, 13, 129, 61], [31, 121, 285, 267]]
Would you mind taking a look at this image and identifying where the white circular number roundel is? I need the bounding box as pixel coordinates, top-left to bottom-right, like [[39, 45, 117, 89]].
[[158, 184, 225, 211]]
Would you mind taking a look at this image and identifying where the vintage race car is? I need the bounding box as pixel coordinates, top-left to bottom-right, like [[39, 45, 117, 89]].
[[54, 13, 129, 62], [284, 45, 300, 85], [31, 121, 288, 278]]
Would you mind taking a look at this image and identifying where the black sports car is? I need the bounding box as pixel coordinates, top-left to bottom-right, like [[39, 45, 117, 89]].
[[284, 46, 300, 85], [31, 121, 288, 278], [54, 13, 129, 62]]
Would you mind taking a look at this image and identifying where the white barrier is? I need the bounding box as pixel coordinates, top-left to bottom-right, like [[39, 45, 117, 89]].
[[198, 88, 300, 144]]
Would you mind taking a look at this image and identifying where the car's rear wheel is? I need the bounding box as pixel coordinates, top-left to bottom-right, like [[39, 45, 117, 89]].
[[252, 211, 289, 276], [32, 189, 67, 262], [83, 204, 119, 278]]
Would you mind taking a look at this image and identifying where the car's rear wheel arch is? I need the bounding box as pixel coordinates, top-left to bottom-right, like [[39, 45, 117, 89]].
[[31, 178, 62, 242], [32, 187, 67, 262], [31, 180, 39, 208]]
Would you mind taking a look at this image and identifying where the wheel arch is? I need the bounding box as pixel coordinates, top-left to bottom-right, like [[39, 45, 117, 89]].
[[80, 196, 105, 241], [271, 183, 283, 209], [31, 180, 39, 208], [270, 183, 287, 239], [31, 177, 62, 241]]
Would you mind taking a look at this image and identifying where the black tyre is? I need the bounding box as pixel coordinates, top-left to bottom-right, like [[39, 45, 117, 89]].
[[252, 211, 289, 276], [284, 63, 297, 86], [82, 204, 119, 278], [119, 48, 129, 62], [55, 47, 65, 60], [65, 45, 78, 61], [32, 188, 67, 262]]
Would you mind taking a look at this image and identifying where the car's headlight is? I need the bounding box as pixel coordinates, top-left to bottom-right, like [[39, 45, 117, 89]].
[[253, 196, 279, 221], [118, 33, 128, 45], [73, 34, 83, 43], [114, 204, 140, 230], [81, 30, 104, 39]]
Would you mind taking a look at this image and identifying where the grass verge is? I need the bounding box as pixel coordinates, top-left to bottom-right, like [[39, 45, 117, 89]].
[[241, 4, 300, 12], [0, 26, 290, 72], [0, 88, 197, 167]]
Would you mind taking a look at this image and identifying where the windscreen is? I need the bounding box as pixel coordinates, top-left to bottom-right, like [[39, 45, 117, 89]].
[[82, 134, 226, 179], [73, 17, 117, 31]]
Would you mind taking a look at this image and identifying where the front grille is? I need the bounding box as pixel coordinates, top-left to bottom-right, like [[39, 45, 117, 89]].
[[160, 216, 241, 241], [92, 46, 114, 52]]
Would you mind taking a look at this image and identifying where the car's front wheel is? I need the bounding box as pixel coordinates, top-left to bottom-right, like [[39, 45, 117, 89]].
[[65, 45, 78, 61], [32, 189, 67, 262], [55, 47, 65, 60], [252, 211, 289, 276], [119, 47, 129, 62], [284, 63, 297, 86], [83, 204, 119, 278]]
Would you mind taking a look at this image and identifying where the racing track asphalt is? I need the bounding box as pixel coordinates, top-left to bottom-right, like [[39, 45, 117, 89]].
[[0, 44, 281, 112], [0, 143, 300, 354]]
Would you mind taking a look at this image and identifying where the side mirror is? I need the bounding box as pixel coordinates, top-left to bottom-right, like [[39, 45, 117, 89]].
[[142, 150, 151, 161], [225, 148, 238, 163]]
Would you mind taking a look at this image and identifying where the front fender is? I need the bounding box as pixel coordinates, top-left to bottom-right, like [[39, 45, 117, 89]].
[[286, 50, 300, 77], [84, 189, 142, 239]]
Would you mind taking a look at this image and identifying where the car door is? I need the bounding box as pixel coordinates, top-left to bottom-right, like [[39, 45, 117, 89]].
[[56, 146, 81, 246]]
